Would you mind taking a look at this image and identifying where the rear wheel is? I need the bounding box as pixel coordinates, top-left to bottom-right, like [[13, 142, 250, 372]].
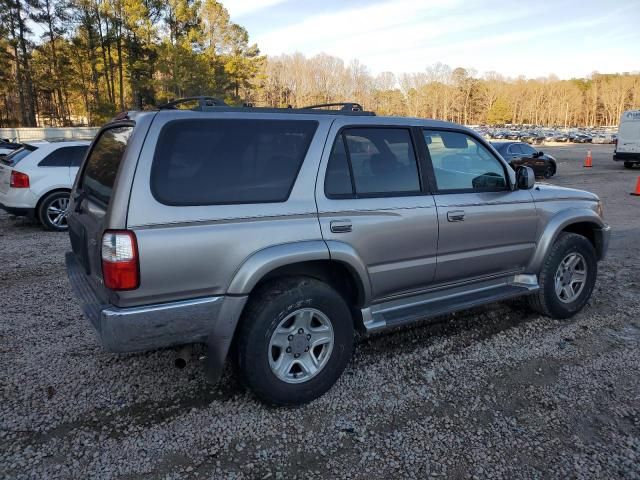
[[235, 277, 354, 406], [38, 191, 70, 231], [624, 162, 634, 169], [528, 233, 597, 319]]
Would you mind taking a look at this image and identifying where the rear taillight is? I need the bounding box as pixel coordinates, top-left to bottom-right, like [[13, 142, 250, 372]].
[[10, 171, 29, 188], [101, 230, 139, 290]]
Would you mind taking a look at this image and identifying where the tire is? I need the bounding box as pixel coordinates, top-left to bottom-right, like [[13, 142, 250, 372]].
[[528, 233, 597, 319], [543, 164, 554, 178], [235, 277, 354, 406], [624, 162, 634, 169], [38, 191, 71, 231]]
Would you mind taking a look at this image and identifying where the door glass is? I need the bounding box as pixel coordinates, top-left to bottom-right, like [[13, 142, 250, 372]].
[[519, 144, 537, 155], [325, 135, 354, 197], [508, 144, 523, 155], [424, 130, 507, 192], [343, 128, 420, 195], [38, 147, 74, 167]]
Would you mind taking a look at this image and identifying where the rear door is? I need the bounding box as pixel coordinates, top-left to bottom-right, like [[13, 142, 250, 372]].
[[316, 121, 439, 301], [68, 125, 134, 300]]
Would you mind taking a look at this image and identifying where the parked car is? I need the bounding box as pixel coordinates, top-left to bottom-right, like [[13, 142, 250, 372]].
[[491, 141, 557, 178], [573, 134, 592, 143], [0, 140, 90, 230], [614, 110, 640, 168], [64, 99, 610, 406], [520, 131, 545, 145]]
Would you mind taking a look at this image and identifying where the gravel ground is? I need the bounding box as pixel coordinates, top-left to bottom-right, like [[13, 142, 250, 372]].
[[1, 144, 639, 479]]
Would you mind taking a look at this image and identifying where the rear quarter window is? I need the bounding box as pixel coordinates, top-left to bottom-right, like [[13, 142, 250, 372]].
[[81, 126, 133, 205], [151, 119, 318, 205]]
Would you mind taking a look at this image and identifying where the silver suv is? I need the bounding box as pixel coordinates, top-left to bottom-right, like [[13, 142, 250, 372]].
[[65, 99, 610, 405]]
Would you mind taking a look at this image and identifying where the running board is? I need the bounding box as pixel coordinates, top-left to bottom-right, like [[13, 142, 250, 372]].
[[361, 274, 538, 333]]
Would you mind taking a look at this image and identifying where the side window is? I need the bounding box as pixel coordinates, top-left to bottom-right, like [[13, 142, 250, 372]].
[[325, 136, 354, 197], [424, 130, 507, 192], [70, 146, 89, 167], [38, 147, 74, 167], [151, 119, 317, 205], [519, 144, 537, 155], [342, 128, 420, 196], [508, 144, 522, 155]]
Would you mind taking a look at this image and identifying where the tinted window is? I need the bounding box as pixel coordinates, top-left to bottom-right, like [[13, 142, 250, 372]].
[[424, 130, 507, 192], [39, 146, 88, 167], [325, 136, 353, 197], [519, 143, 537, 155], [81, 126, 133, 205], [1, 145, 37, 166], [151, 119, 317, 205], [342, 128, 420, 195], [70, 146, 88, 166], [508, 144, 523, 155]]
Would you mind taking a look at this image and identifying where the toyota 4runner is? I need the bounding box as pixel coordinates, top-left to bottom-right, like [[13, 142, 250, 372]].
[[65, 98, 610, 405]]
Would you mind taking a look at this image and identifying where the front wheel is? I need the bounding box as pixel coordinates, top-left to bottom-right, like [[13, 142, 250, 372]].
[[624, 162, 634, 169], [543, 164, 554, 178], [528, 233, 597, 319], [38, 191, 70, 231], [235, 277, 354, 406]]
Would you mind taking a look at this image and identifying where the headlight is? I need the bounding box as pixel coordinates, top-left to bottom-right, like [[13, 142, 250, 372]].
[[596, 200, 604, 219]]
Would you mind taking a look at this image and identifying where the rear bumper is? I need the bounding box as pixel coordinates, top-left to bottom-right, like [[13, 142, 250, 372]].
[[613, 152, 640, 162], [0, 202, 35, 218], [65, 252, 247, 378]]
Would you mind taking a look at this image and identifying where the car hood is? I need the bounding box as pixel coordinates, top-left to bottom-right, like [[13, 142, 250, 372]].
[[530, 183, 599, 202]]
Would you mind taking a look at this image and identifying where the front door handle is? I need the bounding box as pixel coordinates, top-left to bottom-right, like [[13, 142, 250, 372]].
[[447, 210, 465, 222], [330, 220, 352, 233]]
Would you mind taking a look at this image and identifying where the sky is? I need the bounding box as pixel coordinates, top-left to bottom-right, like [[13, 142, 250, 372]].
[[222, 0, 640, 79]]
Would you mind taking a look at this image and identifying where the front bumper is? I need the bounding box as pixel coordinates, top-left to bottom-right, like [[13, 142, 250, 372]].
[[65, 252, 247, 379]]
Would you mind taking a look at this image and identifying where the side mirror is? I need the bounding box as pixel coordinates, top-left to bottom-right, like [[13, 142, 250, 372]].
[[536, 150, 543, 157], [516, 166, 535, 189]]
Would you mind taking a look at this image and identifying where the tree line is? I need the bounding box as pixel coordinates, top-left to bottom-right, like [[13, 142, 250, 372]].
[[1, 0, 639, 128], [1, 0, 262, 126]]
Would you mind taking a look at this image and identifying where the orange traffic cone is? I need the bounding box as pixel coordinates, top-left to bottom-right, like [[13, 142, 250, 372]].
[[583, 150, 592, 168], [631, 176, 640, 196]]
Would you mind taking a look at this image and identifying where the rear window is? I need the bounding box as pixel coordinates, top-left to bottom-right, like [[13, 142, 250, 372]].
[[151, 119, 318, 205], [81, 126, 133, 205], [1, 145, 37, 167]]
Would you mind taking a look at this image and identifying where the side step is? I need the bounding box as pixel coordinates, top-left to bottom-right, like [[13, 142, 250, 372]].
[[362, 275, 538, 333]]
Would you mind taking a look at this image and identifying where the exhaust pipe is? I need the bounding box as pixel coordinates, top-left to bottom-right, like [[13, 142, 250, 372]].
[[174, 345, 191, 369]]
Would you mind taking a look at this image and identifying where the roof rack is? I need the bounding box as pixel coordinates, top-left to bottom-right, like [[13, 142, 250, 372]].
[[157, 96, 228, 110], [302, 102, 365, 112], [155, 97, 375, 116]]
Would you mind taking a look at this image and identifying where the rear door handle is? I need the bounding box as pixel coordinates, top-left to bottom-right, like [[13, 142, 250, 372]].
[[330, 220, 352, 233], [447, 210, 465, 222]]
